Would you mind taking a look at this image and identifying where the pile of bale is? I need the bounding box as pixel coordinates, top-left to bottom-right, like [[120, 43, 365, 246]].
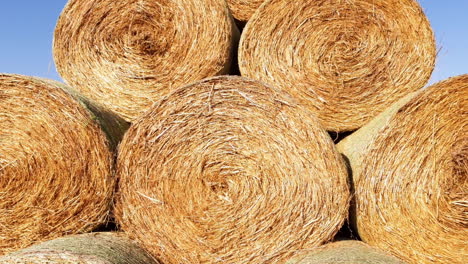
[[0, 0, 465, 263]]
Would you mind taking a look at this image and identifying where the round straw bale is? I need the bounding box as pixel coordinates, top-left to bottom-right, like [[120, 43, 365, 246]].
[[337, 75, 468, 264], [53, 0, 239, 122], [116, 76, 350, 263], [238, 0, 435, 131], [226, 0, 265, 21], [0, 232, 159, 264], [0, 74, 128, 255], [285, 240, 405, 264]]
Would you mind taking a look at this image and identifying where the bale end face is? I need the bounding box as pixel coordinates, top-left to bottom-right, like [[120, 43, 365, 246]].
[[0, 74, 120, 254], [53, 0, 239, 122], [339, 75, 468, 264], [116, 76, 350, 263], [0, 233, 159, 264], [286, 240, 405, 264], [239, 0, 435, 131]]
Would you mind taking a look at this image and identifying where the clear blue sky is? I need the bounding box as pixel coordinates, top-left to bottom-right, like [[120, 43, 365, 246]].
[[0, 1, 466, 85]]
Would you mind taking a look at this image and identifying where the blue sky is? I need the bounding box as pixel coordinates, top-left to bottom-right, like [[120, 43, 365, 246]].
[[0, 1, 466, 85]]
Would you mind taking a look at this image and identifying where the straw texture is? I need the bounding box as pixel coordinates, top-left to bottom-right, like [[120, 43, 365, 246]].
[[285, 240, 405, 264], [0, 74, 127, 255], [0, 233, 159, 264], [226, 0, 265, 21], [239, 0, 435, 131], [54, 0, 239, 122], [116, 76, 350, 263], [337, 75, 468, 263]]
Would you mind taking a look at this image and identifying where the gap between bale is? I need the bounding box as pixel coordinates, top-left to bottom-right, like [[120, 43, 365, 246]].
[[226, 0, 266, 21]]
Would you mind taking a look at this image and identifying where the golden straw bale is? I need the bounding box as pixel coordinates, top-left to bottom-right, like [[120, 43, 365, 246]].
[[226, 0, 265, 21], [285, 240, 405, 264], [116, 76, 350, 263], [0, 74, 128, 255], [54, 0, 239, 122], [0, 232, 159, 264], [337, 75, 468, 263], [239, 0, 435, 131]]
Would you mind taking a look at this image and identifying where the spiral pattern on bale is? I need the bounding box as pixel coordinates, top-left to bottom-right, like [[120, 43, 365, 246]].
[[239, 0, 435, 131], [0, 74, 127, 255], [116, 76, 350, 264], [285, 240, 404, 264], [0, 233, 159, 264], [226, 0, 265, 21], [338, 75, 467, 264], [54, 0, 238, 122]]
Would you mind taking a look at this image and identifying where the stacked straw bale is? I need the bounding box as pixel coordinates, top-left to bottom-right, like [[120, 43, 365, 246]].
[[226, 0, 266, 21], [4, 0, 461, 262], [285, 240, 405, 264], [54, 0, 239, 122], [0, 233, 159, 264], [0, 74, 128, 255], [116, 76, 350, 263], [239, 0, 436, 131], [337, 75, 468, 263]]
